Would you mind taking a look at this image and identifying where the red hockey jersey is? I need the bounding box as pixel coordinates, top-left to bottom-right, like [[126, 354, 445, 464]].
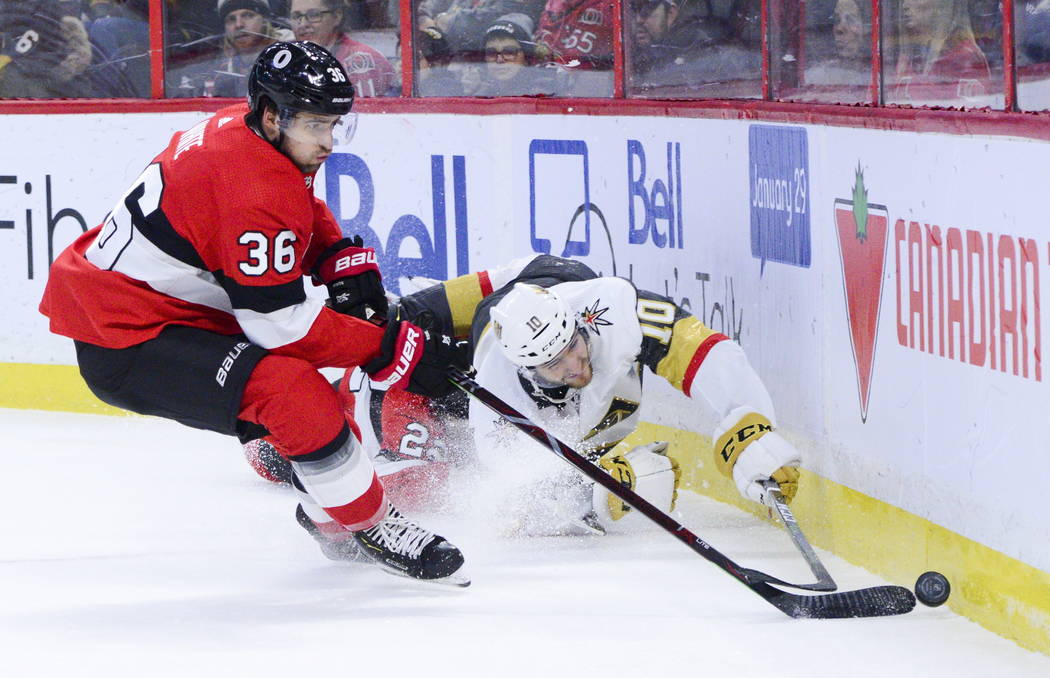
[[330, 33, 397, 98], [536, 0, 614, 70], [40, 104, 382, 368]]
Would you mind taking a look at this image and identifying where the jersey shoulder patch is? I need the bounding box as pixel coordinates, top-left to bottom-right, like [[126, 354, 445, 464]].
[[557, 278, 643, 363], [558, 277, 638, 335]]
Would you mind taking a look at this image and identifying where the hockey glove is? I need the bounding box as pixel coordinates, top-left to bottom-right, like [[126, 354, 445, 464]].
[[593, 441, 681, 525], [713, 407, 801, 505], [363, 319, 469, 398], [311, 236, 389, 320]]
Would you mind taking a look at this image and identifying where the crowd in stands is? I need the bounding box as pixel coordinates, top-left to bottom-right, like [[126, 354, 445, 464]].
[[2, 1, 1050, 103], [166, 0, 398, 97], [416, 0, 763, 98], [0, 0, 400, 98], [799, 0, 1050, 105]]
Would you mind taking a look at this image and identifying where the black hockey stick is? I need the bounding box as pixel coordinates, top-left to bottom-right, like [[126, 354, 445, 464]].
[[448, 367, 916, 619]]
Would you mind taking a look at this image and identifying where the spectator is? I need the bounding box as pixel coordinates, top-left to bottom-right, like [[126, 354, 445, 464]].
[[165, 0, 227, 78], [628, 0, 756, 94], [535, 0, 614, 95], [535, 0, 612, 70], [171, 0, 292, 97], [470, 13, 562, 96], [288, 0, 397, 97], [418, 0, 546, 53], [968, 0, 1002, 70], [85, 0, 150, 97], [0, 0, 95, 98], [804, 0, 870, 89], [892, 0, 991, 102], [416, 25, 464, 96]]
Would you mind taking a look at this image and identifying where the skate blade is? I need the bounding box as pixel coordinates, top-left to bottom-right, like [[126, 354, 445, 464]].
[[374, 563, 471, 588]]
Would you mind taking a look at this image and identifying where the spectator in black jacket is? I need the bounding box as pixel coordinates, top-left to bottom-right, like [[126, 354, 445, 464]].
[[628, 0, 758, 95]]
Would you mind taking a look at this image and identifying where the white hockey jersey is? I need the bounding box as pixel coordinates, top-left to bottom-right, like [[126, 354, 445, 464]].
[[468, 273, 777, 466]]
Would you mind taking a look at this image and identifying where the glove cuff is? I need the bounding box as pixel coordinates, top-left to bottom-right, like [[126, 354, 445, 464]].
[[366, 322, 424, 390], [311, 238, 381, 285], [713, 407, 774, 478]]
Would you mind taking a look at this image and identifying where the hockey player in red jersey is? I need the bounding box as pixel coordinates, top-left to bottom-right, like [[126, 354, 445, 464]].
[[39, 41, 468, 585]]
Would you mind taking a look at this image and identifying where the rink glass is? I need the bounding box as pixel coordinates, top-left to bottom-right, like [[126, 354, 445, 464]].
[[0, 1, 1044, 112]]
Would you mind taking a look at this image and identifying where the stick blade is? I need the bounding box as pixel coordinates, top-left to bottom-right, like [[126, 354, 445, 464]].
[[769, 585, 917, 619]]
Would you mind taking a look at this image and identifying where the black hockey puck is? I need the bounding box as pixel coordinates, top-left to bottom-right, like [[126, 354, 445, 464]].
[[914, 571, 951, 607]]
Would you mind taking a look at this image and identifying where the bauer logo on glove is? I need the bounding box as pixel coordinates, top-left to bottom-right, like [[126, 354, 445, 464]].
[[311, 235, 388, 320], [332, 249, 379, 273]]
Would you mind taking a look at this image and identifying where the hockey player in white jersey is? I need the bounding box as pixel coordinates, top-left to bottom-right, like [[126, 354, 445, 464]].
[[467, 255, 800, 534]]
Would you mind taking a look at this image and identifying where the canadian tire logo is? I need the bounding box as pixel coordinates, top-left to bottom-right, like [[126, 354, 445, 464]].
[[834, 166, 889, 422]]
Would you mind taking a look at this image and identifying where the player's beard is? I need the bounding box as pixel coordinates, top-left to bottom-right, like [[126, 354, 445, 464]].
[[561, 363, 593, 389]]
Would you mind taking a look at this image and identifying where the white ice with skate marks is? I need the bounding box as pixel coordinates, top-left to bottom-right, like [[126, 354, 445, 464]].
[[1, 409, 1048, 678]]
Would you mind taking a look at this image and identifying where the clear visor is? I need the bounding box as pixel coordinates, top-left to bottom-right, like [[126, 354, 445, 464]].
[[522, 325, 590, 388], [278, 111, 358, 147]]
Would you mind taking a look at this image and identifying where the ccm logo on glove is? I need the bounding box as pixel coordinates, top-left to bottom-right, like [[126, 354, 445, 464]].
[[713, 408, 801, 504], [717, 413, 773, 465]]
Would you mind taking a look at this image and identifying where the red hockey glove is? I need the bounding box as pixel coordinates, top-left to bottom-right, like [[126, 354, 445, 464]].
[[311, 236, 389, 320], [364, 318, 469, 398]]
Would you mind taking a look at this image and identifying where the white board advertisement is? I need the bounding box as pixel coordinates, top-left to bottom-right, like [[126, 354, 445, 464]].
[[1, 109, 1048, 574]]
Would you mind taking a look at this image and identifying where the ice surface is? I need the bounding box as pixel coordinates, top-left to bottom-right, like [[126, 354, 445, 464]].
[[2, 409, 1048, 677]]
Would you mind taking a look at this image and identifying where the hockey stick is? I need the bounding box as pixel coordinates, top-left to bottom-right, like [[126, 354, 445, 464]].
[[755, 480, 837, 592], [448, 367, 915, 619]]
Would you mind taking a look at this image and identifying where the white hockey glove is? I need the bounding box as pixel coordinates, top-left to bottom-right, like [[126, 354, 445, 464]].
[[592, 441, 681, 526], [713, 407, 801, 505]]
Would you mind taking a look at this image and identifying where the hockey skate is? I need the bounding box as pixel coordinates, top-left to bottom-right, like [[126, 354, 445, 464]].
[[295, 504, 372, 563], [353, 503, 469, 587]]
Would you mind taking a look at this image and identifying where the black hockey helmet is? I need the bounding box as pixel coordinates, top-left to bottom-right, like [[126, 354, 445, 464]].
[[248, 41, 355, 118]]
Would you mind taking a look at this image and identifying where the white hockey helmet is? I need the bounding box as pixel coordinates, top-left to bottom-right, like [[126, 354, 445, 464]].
[[490, 283, 577, 368]]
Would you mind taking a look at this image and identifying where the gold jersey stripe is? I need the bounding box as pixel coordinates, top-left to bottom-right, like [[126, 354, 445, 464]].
[[443, 272, 488, 337], [654, 316, 723, 392]]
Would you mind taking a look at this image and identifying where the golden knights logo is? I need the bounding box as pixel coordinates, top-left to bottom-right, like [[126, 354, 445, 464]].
[[581, 299, 612, 335], [583, 396, 639, 441]]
